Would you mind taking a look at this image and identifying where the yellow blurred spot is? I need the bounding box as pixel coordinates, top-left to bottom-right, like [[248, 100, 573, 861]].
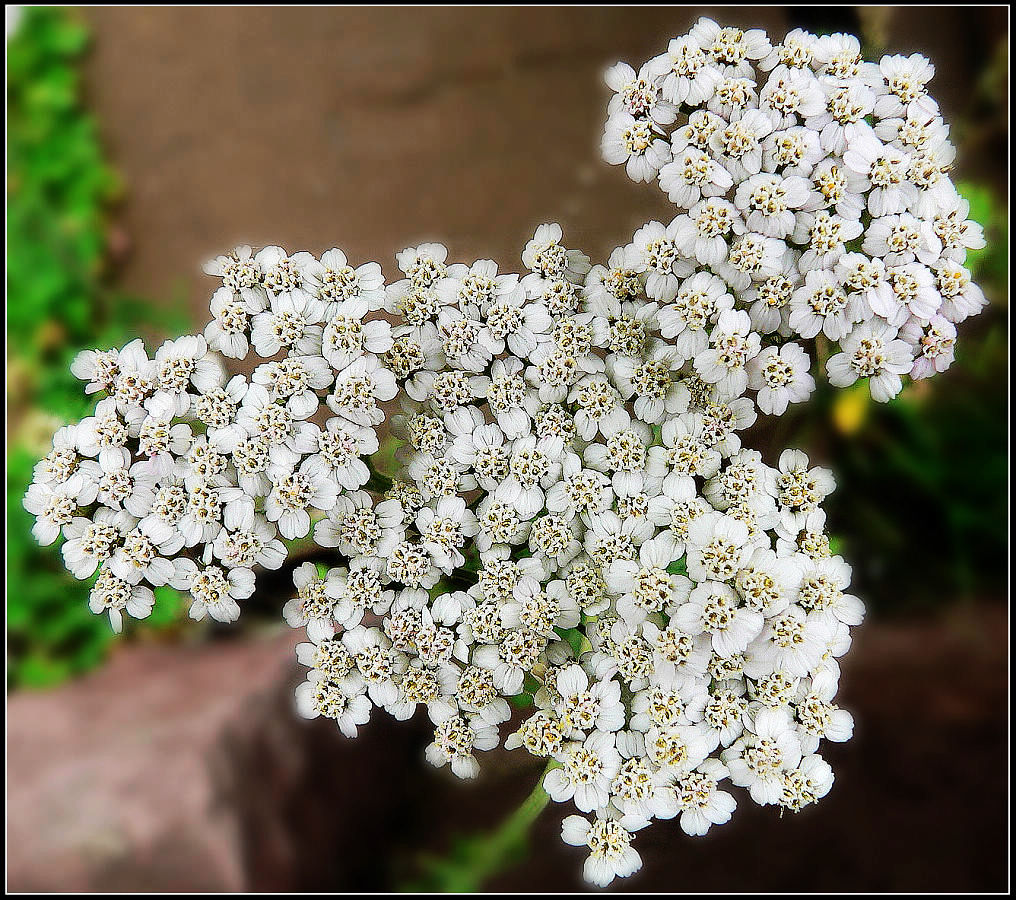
[[832, 384, 870, 435]]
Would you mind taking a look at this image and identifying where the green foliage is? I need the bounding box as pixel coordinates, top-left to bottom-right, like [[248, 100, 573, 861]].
[[555, 625, 591, 658], [7, 7, 185, 688], [8, 8, 118, 377], [371, 434, 404, 478], [960, 181, 1008, 289], [777, 180, 1008, 613], [833, 190, 1006, 611], [7, 448, 107, 686]]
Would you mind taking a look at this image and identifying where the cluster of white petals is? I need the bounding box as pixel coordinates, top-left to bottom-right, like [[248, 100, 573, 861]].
[[24, 245, 392, 631], [603, 17, 986, 406], [276, 229, 865, 887], [23, 19, 987, 889]]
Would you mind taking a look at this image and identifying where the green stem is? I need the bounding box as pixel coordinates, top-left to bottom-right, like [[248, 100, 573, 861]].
[[489, 758, 557, 843], [402, 759, 558, 892]]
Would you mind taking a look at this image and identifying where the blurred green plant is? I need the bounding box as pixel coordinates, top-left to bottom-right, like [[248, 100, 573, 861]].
[[759, 180, 1008, 614], [7, 7, 186, 688], [826, 181, 1007, 613]]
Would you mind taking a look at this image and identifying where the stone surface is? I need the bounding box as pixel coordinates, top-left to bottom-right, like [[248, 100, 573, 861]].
[[6, 630, 296, 891], [80, 6, 794, 322]]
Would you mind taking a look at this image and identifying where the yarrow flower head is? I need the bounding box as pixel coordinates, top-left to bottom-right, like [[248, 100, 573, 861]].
[[604, 15, 986, 407], [22, 19, 987, 890], [25, 245, 395, 634]]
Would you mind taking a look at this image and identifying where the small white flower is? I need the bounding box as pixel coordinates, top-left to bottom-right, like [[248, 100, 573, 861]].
[[546, 731, 622, 813], [648, 34, 721, 106], [88, 565, 156, 633], [901, 314, 957, 379], [396, 242, 451, 288], [96, 460, 158, 518], [256, 245, 313, 298], [605, 61, 677, 126], [656, 758, 737, 836], [631, 219, 693, 301], [795, 554, 865, 628], [203, 245, 265, 299], [872, 53, 937, 120], [842, 123, 916, 216], [61, 509, 131, 579], [190, 374, 248, 453], [172, 559, 255, 624], [136, 414, 192, 479], [691, 17, 772, 75], [284, 563, 345, 641], [602, 112, 672, 183], [266, 457, 338, 539], [252, 355, 333, 418], [826, 320, 913, 401], [522, 223, 591, 284], [606, 537, 693, 625], [303, 248, 385, 314], [745, 603, 835, 678], [327, 355, 398, 427], [747, 343, 814, 415], [673, 580, 763, 659], [76, 397, 132, 473], [109, 520, 180, 587], [416, 496, 479, 570], [722, 706, 803, 805], [693, 309, 761, 400], [150, 334, 221, 417], [425, 712, 500, 779], [321, 301, 394, 371], [295, 674, 372, 738], [251, 291, 325, 358], [23, 480, 79, 546], [561, 814, 643, 888], [211, 516, 286, 571], [789, 268, 858, 341], [205, 287, 259, 359]]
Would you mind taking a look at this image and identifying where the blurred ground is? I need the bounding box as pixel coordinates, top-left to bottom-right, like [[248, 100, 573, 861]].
[[7, 601, 1006, 892], [7, 5, 1009, 894]]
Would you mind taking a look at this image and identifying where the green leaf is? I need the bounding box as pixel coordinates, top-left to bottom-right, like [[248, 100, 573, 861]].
[[667, 556, 688, 576]]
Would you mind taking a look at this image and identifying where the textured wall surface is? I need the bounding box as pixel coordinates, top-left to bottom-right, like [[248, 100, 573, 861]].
[[80, 7, 1004, 320]]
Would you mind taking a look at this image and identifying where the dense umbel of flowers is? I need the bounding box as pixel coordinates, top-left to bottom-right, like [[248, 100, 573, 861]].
[[23, 20, 987, 889], [23, 246, 391, 631], [602, 17, 986, 404]]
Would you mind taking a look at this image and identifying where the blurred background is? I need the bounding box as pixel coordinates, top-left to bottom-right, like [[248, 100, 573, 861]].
[[6, 6, 1007, 892]]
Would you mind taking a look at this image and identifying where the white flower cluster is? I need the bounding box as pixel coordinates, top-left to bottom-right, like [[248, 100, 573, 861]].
[[22, 20, 988, 891], [283, 233, 863, 888], [602, 17, 986, 405], [23, 245, 393, 631]]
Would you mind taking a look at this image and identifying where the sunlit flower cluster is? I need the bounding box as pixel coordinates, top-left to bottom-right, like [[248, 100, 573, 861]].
[[24, 245, 392, 631], [603, 17, 986, 405], [274, 231, 863, 888], [23, 19, 988, 890]]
